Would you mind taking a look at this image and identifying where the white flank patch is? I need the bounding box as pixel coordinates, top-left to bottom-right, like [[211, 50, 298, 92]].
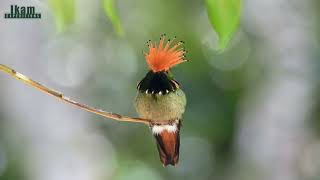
[[165, 124, 178, 133], [152, 126, 165, 135], [152, 124, 178, 134]]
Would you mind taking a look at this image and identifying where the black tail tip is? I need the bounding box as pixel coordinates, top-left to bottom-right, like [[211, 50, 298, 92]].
[[161, 157, 179, 167]]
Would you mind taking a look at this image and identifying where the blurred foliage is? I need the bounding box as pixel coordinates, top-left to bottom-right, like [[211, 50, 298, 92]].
[[48, 0, 242, 49], [49, 0, 124, 36], [102, 0, 125, 37], [1, 0, 320, 180], [48, 0, 76, 32], [205, 0, 242, 51]]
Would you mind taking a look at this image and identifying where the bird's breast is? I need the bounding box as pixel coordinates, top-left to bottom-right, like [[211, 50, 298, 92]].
[[134, 89, 186, 121]]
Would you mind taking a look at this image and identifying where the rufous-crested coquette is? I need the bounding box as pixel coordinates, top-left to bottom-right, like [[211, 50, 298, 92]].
[[134, 34, 187, 166]]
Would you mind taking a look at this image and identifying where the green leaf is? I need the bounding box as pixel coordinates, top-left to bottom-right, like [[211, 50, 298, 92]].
[[102, 0, 125, 37], [205, 0, 242, 51], [48, 0, 75, 32]]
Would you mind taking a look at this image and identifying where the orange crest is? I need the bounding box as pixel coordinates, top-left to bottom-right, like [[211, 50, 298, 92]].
[[145, 34, 187, 72]]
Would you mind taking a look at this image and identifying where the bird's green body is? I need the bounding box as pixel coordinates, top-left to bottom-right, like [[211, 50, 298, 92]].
[[134, 70, 187, 166], [134, 89, 186, 121], [134, 34, 188, 166]]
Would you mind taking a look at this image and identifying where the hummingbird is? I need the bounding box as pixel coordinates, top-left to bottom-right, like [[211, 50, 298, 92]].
[[134, 34, 187, 166]]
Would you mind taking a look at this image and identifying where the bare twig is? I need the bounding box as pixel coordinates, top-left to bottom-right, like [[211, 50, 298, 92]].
[[0, 64, 165, 125]]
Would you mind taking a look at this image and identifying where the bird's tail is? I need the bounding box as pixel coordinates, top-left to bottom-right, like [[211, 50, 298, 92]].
[[152, 121, 181, 166]]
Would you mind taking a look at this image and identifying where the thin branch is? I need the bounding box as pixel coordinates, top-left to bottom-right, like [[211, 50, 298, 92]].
[[0, 64, 164, 125]]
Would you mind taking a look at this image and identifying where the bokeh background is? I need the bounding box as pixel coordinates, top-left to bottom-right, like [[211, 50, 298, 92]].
[[1, 0, 320, 180]]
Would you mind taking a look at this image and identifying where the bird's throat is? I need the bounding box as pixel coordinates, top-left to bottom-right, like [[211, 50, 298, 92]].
[[137, 71, 179, 95]]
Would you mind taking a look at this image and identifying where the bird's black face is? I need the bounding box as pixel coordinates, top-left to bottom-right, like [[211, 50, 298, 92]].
[[137, 71, 180, 95]]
